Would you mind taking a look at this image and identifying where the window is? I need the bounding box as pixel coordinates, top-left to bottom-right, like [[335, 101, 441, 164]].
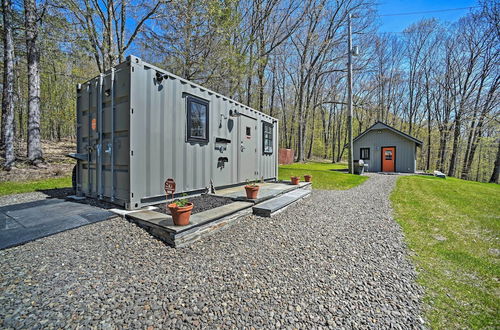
[[186, 96, 209, 142], [360, 148, 370, 160], [384, 150, 392, 160], [246, 127, 251, 136], [263, 122, 273, 154]]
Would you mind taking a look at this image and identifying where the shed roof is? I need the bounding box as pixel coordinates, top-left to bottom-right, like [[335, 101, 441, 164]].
[[353, 121, 423, 146]]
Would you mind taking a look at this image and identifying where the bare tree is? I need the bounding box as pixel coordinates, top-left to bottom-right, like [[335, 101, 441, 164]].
[[24, 0, 44, 165], [62, 0, 163, 72], [490, 139, 500, 183], [1, 0, 16, 169], [448, 13, 491, 177]]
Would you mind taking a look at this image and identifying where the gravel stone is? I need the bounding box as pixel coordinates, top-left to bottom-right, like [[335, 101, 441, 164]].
[[0, 173, 424, 328]]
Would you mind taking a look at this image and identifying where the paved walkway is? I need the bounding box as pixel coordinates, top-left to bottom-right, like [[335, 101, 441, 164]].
[[0, 174, 423, 328], [0, 198, 114, 250]]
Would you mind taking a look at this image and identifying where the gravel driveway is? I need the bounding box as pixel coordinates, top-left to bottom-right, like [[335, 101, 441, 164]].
[[0, 174, 423, 328]]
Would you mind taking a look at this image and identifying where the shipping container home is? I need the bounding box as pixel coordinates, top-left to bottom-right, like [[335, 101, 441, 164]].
[[352, 121, 422, 173], [71, 56, 278, 210]]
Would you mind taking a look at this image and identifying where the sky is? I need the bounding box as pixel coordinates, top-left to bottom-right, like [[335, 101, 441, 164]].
[[376, 0, 479, 32]]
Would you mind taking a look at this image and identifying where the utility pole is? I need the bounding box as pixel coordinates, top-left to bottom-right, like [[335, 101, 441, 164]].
[[347, 13, 354, 174]]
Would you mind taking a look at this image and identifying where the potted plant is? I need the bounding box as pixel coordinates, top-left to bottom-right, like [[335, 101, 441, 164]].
[[290, 176, 300, 185], [304, 174, 312, 182], [167, 195, 193, 226], [244, 179, 260, 199]]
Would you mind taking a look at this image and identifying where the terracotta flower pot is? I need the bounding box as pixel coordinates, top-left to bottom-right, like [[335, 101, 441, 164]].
[[245, 185, 260, 199], [304, 174, 312, 182], [291, 176, 300, 185], [168, 202, 193, 226]]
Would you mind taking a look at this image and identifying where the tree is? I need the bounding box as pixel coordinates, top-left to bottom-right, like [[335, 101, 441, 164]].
[[447, 13, 491, 177], [24, 0, 44, 165], [490, 140, 500, 183], [1, 0, 16, 169], [62, 0, 163, 72]]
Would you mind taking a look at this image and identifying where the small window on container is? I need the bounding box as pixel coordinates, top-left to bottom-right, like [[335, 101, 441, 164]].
[[262, 122, 273, 155], [246, 127, 251, 136], [186, 95, 209, 143], [360, 148, 370, 160]]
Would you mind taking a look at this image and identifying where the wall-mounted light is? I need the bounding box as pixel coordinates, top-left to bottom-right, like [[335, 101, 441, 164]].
[[351, 45, 360, 56], [156, 71, 167, 83], [230, 109, 241, 117]]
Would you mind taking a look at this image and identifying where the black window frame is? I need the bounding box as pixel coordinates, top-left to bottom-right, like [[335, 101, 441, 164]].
[[360, 147, 370, 160], [186, 95, 209, 143], [262, 121, 273, 155]]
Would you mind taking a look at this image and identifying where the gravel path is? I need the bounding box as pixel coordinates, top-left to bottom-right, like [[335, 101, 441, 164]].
[[0, 174, 423, 328]]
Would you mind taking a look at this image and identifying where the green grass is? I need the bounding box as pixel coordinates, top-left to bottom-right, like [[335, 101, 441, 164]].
[[278, 161, 367, 190], [0, 176, 72, 196], [391, 175, 500, 328]]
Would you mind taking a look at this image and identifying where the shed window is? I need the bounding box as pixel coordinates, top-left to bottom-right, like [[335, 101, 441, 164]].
[[186, 96, 209, 142], [263, 122, 273, 154], [360, 148, 370, 160]]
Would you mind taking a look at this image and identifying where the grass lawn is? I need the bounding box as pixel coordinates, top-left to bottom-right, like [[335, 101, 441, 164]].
[[391, 175, 500, 328], [278, 161, 367, 190], [0, 176, 72, 196]]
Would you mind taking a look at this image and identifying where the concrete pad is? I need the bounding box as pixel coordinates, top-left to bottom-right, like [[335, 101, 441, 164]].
[[253, 189, 311, 217], [216, 182, 311, 202], [126, 201, 253, 235], [0, 199, 114, 250], [110, 205, 157, 217]]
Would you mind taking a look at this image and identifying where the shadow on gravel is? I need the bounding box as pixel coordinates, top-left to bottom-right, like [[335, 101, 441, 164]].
[[35, 187, 117, 209], [36, 187, 74, 199]]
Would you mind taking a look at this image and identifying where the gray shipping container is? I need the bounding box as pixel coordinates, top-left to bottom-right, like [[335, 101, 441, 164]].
[[73, 56, 278, 209]]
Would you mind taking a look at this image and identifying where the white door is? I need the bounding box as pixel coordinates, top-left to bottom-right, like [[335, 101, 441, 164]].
[[239, 116, 257, 181]]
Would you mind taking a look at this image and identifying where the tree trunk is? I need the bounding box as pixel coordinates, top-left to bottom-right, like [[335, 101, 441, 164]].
[[447, 117, 461, 177], [489, 141, 500, 184], [426, 109, 431, 171], [1, 0, 16, 169], [24, 0, 43, 164], [436, 125, 448, 172], [296, 79, 305, 162], [306, 107, 316, 159], [476, 142, 482, 182]]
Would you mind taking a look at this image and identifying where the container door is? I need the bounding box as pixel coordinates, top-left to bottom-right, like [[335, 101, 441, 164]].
[[239, 116, 257, 181], [78, 80, 99, 197], [381, 147, 395, 172]]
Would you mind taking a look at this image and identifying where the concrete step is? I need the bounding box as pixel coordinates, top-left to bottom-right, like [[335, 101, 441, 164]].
[[252, 188, 311, 217], [226, 182, 311, 204]]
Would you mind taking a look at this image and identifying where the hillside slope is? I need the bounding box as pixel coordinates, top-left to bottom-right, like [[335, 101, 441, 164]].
[[391, 175, 499, 328]]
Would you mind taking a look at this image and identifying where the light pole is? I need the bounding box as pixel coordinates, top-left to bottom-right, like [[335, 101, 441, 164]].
[[346, 13, 358, 174]]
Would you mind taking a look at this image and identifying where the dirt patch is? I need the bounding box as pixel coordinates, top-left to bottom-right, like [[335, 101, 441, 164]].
[[0, 140, 76, 183], [155, 195, 233, 215]]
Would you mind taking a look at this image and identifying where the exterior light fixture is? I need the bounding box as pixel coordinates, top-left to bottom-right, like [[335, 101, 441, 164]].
[[229, 109, 241, 117], [352, 45, 359, 56]]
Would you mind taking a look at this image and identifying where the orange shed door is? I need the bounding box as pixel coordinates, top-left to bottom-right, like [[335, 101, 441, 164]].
[[381, 147, 395, 172]]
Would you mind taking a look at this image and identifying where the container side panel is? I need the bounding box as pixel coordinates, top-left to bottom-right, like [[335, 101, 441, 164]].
[[127, 57, 277, 209]]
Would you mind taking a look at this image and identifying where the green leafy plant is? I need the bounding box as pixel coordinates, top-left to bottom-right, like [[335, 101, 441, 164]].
[[173, 193, 190, 207], [245, 179, 259, 187]]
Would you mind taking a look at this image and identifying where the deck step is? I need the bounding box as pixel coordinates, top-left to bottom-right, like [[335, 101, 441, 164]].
[[252, 189, 311, 217]]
